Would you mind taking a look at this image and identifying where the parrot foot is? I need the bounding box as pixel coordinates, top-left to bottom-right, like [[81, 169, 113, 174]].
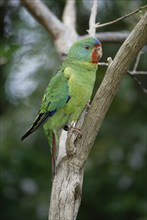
[[71, 127, 82, 138], [64, 124, 82, 137]]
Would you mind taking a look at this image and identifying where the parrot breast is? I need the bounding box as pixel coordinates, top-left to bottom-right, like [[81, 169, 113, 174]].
[[44, 63, 97, 130]]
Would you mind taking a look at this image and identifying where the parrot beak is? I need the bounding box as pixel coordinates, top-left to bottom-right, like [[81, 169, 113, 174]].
[[96, 45, 103, 63], [91, 44, 103, 64]]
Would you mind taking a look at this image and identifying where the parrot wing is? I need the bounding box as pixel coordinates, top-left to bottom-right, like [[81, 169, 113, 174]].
[[21, 67, 71, 140], [40, 67, 70, 113]]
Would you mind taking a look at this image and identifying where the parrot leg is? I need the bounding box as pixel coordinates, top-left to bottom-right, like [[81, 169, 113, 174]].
[[52, 132, 56, 178]]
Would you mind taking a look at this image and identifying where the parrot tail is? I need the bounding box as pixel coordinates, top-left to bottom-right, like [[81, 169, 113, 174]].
[[52, 132, 56, 177], [21, 112, 51, 141], [43, 128, 59, 178]]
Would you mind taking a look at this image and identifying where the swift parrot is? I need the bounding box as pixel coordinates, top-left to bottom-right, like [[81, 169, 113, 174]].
[[21, 37, 103, 174]]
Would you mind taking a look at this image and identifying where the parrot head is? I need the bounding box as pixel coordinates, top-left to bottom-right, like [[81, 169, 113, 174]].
[[67, 37, 102, 64]]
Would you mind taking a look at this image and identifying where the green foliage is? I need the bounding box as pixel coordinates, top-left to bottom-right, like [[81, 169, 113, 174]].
[[1, 1, 147, 220]]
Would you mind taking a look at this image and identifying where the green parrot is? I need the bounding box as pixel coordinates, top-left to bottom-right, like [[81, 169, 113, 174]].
[[21, 37, 102, 174]]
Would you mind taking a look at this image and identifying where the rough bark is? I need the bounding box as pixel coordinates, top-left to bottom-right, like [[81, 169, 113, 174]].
[[49, 12, 147, 220]]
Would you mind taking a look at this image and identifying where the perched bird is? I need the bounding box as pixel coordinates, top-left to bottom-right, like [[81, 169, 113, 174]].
[[21, 37, 103, 175]]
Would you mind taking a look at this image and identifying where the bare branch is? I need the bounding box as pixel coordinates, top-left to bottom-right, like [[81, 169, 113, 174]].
[[107, 57, 113, 66], [95, 5, 147, 29], [129, 71, 147, 75], [98, 62, 108, 66], [127, 50, 147, 94], [21, 0, 130, 53], [21, 0, 78, 55], [87, 0, 98, 36], [21, 0, 65, 39], [82, 31, 129, 43], [128, 71, 147, 94], [98, 57, 113, 67], [133, 50, 143, 71], [62, 0, 77, 31]]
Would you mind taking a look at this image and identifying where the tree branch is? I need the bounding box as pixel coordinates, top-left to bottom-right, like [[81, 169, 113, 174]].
[[21, 0, 78, 55], [132, 50, 143, 72], [21, 0, 130, 56], [129, 71, 147, 75], [49, 11, 147, 220], [95, 4, 147, 28], [128, 71, 147, 95], [21, 0, 65, 39], [62, 0, 76, 31], [127, 51, 147, 94], [87, 0, 98, 36], [82, 31, 129, 43]]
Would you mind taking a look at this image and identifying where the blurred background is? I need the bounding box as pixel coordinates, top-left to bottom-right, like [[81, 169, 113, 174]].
[[0, 0, 147, 220]]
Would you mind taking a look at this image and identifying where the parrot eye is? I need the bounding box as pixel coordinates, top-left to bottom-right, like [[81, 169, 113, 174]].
[[85, 45, 90, 50]]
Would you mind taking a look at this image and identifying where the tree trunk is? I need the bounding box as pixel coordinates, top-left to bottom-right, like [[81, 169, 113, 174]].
[[49, 12, 147, 220]]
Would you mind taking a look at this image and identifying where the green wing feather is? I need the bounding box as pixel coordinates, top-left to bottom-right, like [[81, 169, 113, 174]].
[[21, 66, 70, 141], [40, 67, 70, 113]]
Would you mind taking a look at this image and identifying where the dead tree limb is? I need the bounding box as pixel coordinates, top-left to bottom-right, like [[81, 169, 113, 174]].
[[21, 0, 130, 54], [49, 11, 147, 220]]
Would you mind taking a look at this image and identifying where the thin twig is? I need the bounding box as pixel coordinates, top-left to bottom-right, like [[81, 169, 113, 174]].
[[128, 50, 147, 94], [129, 71, 147, 75], [95, 5, 147, 28], [87, 0, 98, 36], [107, 57, 113, 66], [128, 71, 147, 94], [81, 31, 129, 43], [98, 62, 108, 66], [133, 50, 143, 71], [98, 60, 113, 67]]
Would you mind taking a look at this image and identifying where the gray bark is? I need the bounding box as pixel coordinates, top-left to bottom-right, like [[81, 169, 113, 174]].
[[49, 12, 147, 220]]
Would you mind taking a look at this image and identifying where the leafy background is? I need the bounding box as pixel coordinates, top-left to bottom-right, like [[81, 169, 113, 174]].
[[0, 0, 147, 220]]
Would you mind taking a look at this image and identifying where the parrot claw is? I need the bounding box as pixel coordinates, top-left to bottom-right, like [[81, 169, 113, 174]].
[[71, 127, 82, 138], [69, 121, 82, 138]]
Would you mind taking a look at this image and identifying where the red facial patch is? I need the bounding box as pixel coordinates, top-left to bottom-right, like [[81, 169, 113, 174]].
[[91, 49, 98, 64], [91, 44, 102, 64]]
